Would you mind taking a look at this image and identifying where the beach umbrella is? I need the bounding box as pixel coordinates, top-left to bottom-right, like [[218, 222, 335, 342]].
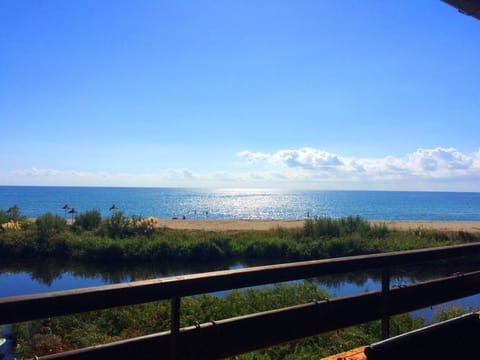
[[68, 208, 77, 222], [7, 205, 19, 213], [62, 204, 70, 218]]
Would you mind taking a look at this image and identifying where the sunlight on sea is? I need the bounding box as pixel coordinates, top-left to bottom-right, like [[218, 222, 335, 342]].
[[1, 186, 480, 220], [186, 188, 309, 219]]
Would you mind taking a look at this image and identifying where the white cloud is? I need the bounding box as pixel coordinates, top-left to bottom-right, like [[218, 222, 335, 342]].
[[271, 148, 343, 170], [236, 150, 270, 163], [3, 168, 203, 187], [237, 148, 343, 170], [407, 147, 474, 174], [10, 168, 93, 179], [236, 146, 480, 188], [2, 147, 480, 191]]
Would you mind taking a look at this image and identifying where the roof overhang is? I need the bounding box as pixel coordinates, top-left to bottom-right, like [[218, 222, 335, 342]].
[[442, 0, 480, 20]]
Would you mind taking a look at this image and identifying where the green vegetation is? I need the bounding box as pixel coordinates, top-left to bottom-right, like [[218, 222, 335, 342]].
[[74, 209, 102, 231], [0, 210, 9, 224], [6, 283, 396, 358], [11, 283, 328, 357], [303, 215, 388, 239], [3, 211, 480, 358], [35, 213, 67, 241], [11, 281, 473, 359], [0, 212, 478, 263]]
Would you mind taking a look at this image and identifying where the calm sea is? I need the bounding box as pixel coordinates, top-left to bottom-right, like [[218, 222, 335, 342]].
[[1, 186, 480, 221]]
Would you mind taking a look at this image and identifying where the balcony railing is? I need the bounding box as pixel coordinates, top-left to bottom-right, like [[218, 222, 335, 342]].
[[1, 243, 480, 359]]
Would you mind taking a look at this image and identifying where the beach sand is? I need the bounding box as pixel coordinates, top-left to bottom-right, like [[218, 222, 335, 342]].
[[369, 220, 480, 233], [154, 219, 304, 231], [154, 219, 480, 233]]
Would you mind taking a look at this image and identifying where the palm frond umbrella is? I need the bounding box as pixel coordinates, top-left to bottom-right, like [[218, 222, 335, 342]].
[[68, 208, 77, 222], [62, 204, 70, 218]]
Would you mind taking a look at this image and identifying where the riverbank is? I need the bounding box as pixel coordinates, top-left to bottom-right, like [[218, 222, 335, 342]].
[[154, 219, 480, 233], [3, 216, 478, 264]]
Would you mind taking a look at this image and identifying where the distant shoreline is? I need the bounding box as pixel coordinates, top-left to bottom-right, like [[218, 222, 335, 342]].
[[153, 219, 480, 233]]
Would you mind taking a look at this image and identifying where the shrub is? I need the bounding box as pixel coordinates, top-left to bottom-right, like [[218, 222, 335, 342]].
[[35, 213, 67, 240], [303, 217, 337, 238], [457, 231, 477, 242], [369, 223, 389, 239], [434, 304, 474, 323], [75, 210, 102, 231], [6, 205, 21, 221], [303, 216, 388, 240], [131, 216, 157, 236], [0, 210, 9, 224], [1, 220, 21, 231], [303, 216, 367, 238], [105, 211, 132, 238]]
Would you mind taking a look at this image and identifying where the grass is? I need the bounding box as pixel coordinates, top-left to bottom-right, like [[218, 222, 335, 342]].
[[4, 213, 480, 358], [9, 281, 427, 359], [1, 214, 478, 263], [11, 280, 475, 359]]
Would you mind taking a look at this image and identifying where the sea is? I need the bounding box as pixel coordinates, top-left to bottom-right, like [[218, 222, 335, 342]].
[[1, 186, 480, 221], [2, 186, 480, 359]]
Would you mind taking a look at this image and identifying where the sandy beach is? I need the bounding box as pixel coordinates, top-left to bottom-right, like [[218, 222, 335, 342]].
[[369, 220, 480, 233], [154, 219, 480, 233], [154, 219, 305, 231]]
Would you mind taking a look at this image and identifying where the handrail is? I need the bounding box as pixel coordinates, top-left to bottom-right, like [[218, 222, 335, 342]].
[[1, 242, 480, 359], [365, 312, 480, 359], [38, 270, 480, 360], [1, 242, 479, 324]]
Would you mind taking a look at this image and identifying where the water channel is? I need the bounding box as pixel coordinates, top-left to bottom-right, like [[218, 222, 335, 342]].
[[1, 258, 480, 359]]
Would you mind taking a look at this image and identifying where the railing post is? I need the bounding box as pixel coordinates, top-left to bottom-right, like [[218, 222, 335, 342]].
[[381, 268, 390, 339], [171, 297, 181, 360]]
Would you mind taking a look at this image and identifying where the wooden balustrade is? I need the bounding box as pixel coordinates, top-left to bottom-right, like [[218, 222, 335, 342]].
[[1, 243, 479, 359]]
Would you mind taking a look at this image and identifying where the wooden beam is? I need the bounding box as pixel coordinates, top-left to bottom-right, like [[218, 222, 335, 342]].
[[365, 312, 480, 359], [37, 270, 480, 360], [2, 243, 479, 325]]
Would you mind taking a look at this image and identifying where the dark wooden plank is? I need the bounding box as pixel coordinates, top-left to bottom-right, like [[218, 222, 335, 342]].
[[38, 270, 480, 360], [2, 243, 479, 325], [365, 312, 480, 360]]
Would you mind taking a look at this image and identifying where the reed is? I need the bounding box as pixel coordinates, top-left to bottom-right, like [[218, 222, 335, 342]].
[[0, 211, 478, 262], [12, 280, 470, 359]]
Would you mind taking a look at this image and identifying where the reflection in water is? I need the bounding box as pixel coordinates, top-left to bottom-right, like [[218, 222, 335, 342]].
[[0, 258, 280, 297], [1, 256, 479, 298], [1, 256, 480, 359], [313, 257, 480, 294]]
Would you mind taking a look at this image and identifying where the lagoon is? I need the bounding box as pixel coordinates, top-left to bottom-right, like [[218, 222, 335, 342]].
[[1, 258, 480, 359], [1, 258, 479, 316]]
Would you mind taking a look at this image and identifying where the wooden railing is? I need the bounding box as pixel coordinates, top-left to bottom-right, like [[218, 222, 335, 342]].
[[1, 243, 480, 359]]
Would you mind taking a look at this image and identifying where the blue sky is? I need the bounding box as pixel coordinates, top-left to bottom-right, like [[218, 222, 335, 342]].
[[1, 1, 479, 190]]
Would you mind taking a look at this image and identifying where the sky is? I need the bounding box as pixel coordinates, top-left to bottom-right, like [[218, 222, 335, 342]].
[[1, 0, 479, 191]]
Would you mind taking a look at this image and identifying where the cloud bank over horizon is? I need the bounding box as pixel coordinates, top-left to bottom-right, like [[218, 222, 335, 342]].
[[237, 146, 480, 178], [2, 146, 479, 191]]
